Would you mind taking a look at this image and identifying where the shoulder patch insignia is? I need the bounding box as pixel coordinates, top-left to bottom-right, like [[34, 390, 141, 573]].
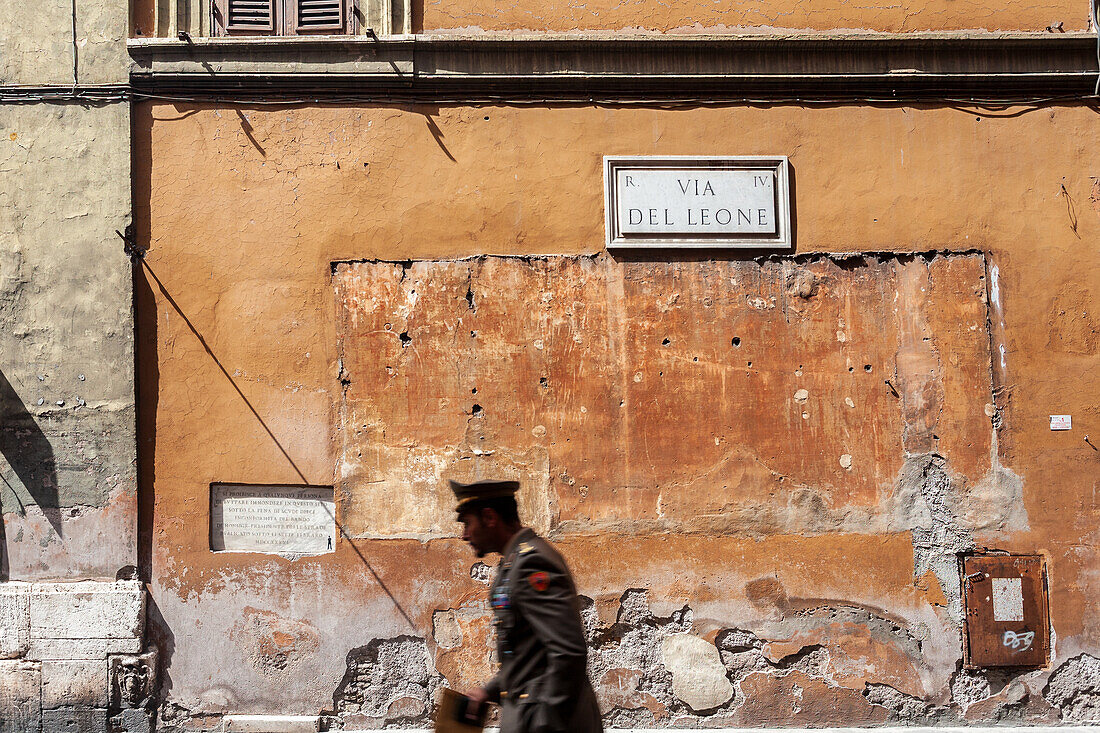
[[528, 571, 550, 592], [518, 542, 535, 555]]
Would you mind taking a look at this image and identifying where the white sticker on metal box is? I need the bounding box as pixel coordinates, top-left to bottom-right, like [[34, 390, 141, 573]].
[[992, 577, 1024, 622]]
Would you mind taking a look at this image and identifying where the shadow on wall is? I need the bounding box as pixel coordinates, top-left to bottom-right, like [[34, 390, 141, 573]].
[[134, 255, 175, 703], [137, 257, 418, 631], [0, 369, 62, 579]]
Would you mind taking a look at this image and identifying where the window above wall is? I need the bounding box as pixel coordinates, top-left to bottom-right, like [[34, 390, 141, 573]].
[[215, 0, 351, 36], [135, 0, 409, 38]]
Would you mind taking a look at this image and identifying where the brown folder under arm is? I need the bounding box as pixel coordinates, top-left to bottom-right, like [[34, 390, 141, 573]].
[[435, 688, 486, 733]]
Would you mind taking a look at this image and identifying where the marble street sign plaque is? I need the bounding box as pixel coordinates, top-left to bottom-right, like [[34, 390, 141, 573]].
[[210, 483, 336, 556], [604, 156, 791, 248]]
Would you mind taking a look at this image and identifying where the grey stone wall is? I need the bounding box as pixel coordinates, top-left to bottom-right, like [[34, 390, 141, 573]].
[[0, 0, 128, 85], [0, 0, 141, 728], [0, 101, 135, 581], [0, 581, 151, 733]]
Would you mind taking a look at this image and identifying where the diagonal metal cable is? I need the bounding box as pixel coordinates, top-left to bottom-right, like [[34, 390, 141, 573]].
[[140, 258, 417, 631]]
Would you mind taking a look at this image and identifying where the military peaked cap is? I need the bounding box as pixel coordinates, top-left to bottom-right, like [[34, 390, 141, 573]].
[[449, 479, 520, 511]]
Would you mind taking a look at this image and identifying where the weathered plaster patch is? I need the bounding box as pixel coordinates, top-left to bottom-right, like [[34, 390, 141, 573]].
[[335, 253, 1012, 548], [735, 669, 888, 726], [957, 443, 1027, 535], [337, 444, 552, 539], [763, 606, 927, 698], [864, 682, 947, 724], [148, 565, 423, 717], [580, 589, 938, 727], [432, 609, 464, 650], [885, 446, 1027, 625], [1044, 654, 1100, 722], [661, 634, 734, 712], [432, 603, 495, 694], [962, 678, 1054, 723], [887, 454, 973, 620], [232, 608, 321, 675], [583, 589, 692, 724], [1, 484, 137, 580], [332, 636, 443, 726]]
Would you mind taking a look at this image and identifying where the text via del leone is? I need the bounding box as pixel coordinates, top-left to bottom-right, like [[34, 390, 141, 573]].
[[615, 169, 777, 236]]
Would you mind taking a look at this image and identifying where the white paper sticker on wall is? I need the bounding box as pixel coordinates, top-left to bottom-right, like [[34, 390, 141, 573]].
[[992, 577, 1025, 622], [1050, 415, 1072, 430]]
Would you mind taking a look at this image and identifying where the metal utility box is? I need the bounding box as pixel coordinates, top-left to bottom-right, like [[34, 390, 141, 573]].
[[962, 554, 1050, 668]]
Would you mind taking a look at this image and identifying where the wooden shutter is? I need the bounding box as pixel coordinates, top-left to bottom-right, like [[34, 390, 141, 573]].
[[292, 0, 345, 32], [223, 0, 275, 32]]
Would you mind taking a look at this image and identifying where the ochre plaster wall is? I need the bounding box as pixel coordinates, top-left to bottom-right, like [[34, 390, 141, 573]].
[[129, 0, 1090, 35], [134, 103, 1099, 725], [415, 0, 1088, 33]]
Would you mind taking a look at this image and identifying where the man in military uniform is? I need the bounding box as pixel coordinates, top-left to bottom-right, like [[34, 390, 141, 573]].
[[450, 479, 603, 733]]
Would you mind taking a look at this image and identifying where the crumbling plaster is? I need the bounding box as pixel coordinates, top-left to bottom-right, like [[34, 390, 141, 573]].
[[136, 102, 1099, 723], [0, 102, 135, 579]]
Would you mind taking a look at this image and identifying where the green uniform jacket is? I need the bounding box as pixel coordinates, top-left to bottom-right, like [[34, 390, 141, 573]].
[[484, 528, 603, 733]]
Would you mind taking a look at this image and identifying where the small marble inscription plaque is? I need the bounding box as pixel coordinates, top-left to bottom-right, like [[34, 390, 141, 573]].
[[604, 156, 791, 248], [210, 483, 336, 555]]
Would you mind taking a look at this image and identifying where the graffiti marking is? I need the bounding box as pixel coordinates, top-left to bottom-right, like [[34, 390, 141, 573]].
[[1003, 630, 1035, 652]]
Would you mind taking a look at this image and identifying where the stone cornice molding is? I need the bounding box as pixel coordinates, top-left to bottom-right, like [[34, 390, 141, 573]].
[[128, 33, 1100, 101]]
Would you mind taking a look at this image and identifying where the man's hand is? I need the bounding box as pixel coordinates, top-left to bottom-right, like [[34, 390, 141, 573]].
[[463, 687, 490, 723]]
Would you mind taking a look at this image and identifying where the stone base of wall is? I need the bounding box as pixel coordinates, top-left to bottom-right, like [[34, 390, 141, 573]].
[[0, 580, 152, 733], [152, 721, 1100, 726]]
